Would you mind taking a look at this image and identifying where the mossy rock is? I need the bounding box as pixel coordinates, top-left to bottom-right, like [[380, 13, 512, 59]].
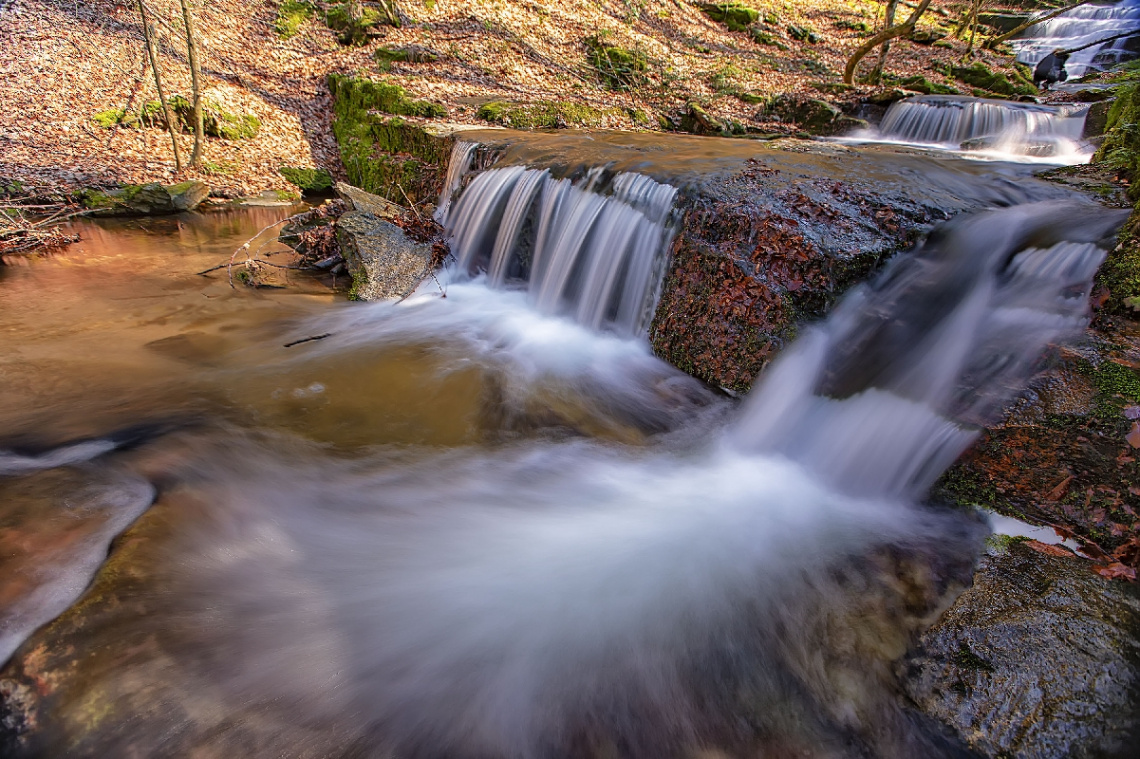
[[374, 45, 439, 65], [948, 62, 1036, 97], [279, 167, 334, 192], [475, 100, 612, 129], [327, 74, 447, 119], [324, 0, 395, 46], [79, 181, 209, 216], [765, 94, 866, 136], [1095, 83, 1140, 195], [881, 73, 959, 95], [910, 29, 946, 45], [679, 102, 745, 136], [584, 35, 648, 91], [328, 75, 456, 207], [786, 25, 821, 44], [94, 98, 260, 140], [812, 82, 853, 96], [699, 2, 759, 32], [275, 0, 313, 39], [750, 29, 786, 49]]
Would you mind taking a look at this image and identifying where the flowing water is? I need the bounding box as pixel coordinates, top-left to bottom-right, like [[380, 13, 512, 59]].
[[0, 135, 1127, 757], [846, 95, 1092, 162], [1013, 0, 1140, 79]]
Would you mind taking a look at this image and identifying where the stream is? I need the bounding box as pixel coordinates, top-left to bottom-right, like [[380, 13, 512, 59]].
[[0, 109, 1129, 756]]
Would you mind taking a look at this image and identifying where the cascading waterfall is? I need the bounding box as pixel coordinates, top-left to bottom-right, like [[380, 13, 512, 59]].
[[872, 95, 1090, 158], [1013, 0, 1140, 79], [437, 143, 678, 335], [103, 200, 1122, 758]]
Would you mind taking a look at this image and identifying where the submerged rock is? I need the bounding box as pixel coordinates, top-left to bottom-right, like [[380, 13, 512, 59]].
[[903, 541, 1140, 759], [79, 180, 209, 216]]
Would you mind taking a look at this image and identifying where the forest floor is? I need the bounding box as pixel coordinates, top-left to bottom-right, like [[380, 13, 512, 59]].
[[0, 0, 1045, 197]]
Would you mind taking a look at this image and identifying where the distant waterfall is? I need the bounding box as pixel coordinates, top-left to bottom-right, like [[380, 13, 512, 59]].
[[876, 95, 1089, 158], [1013, 0, 1140, 79], [439, 144, 678, 336]]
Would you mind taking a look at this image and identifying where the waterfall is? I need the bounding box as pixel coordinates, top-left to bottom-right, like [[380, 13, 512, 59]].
[[438, 144, 678, 336], [1013, 0, 1140, 79], [874, 95, 1089, 158], [134, 200, 1126, 759]]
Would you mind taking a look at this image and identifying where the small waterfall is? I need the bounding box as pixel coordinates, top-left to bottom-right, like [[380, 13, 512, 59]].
[[440, 146, 679, 336], [149, 200, 1125, 758], [1013, 0, 1140, 79], [875, 95, 1089, 158]]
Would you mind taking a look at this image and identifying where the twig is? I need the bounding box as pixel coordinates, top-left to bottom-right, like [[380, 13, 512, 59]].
[[283, 333, 333, 348]]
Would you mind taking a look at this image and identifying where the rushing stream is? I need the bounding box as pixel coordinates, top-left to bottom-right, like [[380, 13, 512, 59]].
[[0, 133, 1128, 757]]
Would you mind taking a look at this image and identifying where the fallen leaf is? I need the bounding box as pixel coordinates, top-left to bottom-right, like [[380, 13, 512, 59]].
[[1127, 422, 1140, 450], [1025, 540, 1075, 558]]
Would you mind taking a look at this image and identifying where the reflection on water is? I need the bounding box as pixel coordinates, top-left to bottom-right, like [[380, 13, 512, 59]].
[[0, 181, 1126, 757]]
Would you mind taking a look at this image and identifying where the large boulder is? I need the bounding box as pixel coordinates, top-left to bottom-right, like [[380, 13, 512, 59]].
[[903, 541, 1140, 759], [763, 94, 867, 136], [334, 183, 433, 301], [79, 180, 209, 216]]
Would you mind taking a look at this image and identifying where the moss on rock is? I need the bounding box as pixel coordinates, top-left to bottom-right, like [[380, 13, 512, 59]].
[[274, 0, 313, 39], [947, 62, 1036, 97], [476, 100, 613, 129], [584, 34, 648, 91], [699, 2, 759, 32], [279, 167, 334, 192], [328, 75, 454, 207]]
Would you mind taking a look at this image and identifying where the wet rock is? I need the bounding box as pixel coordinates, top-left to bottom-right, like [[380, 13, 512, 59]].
[[79, 180, 209, 216], [334, 184, 433, 301], [1083, 99, 1114, 139], [0, 467, 155, 665], [763, 94, 867, 136], [903, 541, 1140, 759]]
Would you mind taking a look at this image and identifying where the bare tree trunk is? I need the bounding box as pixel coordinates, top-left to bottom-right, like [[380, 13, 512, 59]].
[[844, 0, 934, 85], [138, 0, 182, 172], [869, 0, 899, 85], [178, 0, 204, 167], [985, 0, 1092, 49], [964, 0, 981, 57]]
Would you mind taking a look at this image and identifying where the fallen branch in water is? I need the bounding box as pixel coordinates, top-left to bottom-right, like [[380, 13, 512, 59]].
[[196, 200, 348, 288], [0, 202, 84, 258]]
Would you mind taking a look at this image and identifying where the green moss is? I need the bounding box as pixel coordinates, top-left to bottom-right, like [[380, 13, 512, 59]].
[[1095, 82, 1140, 200], [884, 73, 960, 95], [324, 0, 394, 46], [834, 18, 872, 33], [750, 29, 786, 48], [275, 0, 313, 39], [948, 62, 1037, 97], [327, 74, 447, 119], [700, 2, 759, 32], [211, 111, 260, 140], [985, 533, 1030, 554], [92, 109, 128, 128], [475, 100, 613, 128], [787, 25, 821, 44], [280, 167, 334, 191], [327, 74, 452, 206], [584, 34, 648, 91]]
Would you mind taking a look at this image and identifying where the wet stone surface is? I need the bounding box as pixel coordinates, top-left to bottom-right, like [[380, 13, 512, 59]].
[[902, 540, 1140, 759]]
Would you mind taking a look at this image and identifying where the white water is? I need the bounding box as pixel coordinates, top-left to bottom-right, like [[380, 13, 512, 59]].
[[1013, 0, 1140, 79], [440, 149, 678, 336], [850, 95, 1092, 162], [116, 200, 1121, 756]]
